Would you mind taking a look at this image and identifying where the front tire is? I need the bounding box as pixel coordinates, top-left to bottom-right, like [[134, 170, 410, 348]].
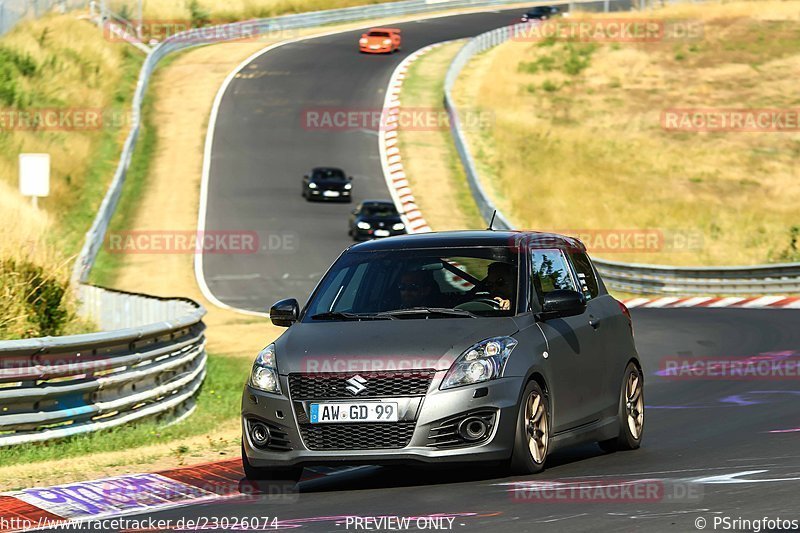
[[599, 362, 644, 452], [241, 443, 303, 483], [510, 380, 550, 475]]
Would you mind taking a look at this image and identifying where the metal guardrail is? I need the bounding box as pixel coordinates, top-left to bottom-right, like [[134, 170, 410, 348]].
[[442, 13, 800, 295], [0, 286, 206, 446]]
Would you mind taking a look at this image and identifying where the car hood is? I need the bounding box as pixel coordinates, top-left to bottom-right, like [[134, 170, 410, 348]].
[[274, 317, 519, 374]]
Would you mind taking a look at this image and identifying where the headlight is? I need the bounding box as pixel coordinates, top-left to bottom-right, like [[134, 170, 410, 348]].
[[392, 222, 405, 231], [357, 221, 371, 230], [250, 344, 281, 394], [441, 336, 517, 390], [383, 39, 391, 45], [360, 38, 368, 44], [344, 183, 352, 190], [308, 182, 317, 189]]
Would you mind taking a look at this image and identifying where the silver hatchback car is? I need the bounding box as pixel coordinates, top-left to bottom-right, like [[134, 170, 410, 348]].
[[241, 231, 643, 481]]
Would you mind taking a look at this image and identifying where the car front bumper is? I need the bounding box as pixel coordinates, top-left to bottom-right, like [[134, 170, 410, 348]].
[[307, 189, 351, 200], [360, 44, 392, 54], [242, 373, 524, 468]]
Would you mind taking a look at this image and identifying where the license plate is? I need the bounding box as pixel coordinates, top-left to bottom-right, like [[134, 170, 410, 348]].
[[310, 402, 398, 423], [370, 45, 380, 49], [323, 190, 340, 197], [374, 229, 390, 237]]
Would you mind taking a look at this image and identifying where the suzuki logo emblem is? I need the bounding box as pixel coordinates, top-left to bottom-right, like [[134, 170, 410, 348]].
[[345, 375, 367, 395]]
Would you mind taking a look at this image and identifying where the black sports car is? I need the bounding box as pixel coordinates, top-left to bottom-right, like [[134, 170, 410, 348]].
[[348, 200, 406, 241], [242, 230, 643, 482], [521, 6, 560, 21], [302, 167, 352, 202]]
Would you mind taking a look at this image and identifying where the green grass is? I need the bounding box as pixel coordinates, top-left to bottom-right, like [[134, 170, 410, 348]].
[[0, 354, 249, 471]]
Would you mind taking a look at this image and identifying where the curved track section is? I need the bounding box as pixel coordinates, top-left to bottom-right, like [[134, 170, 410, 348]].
[[201, 8, 528, 312], [185, 8, 800, 532]]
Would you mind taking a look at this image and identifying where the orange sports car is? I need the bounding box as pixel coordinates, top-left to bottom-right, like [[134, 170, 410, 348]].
[[359, 28, 402, 54]]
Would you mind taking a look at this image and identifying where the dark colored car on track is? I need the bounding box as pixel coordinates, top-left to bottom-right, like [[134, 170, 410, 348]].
[[348, 200, 406, 241], [302, 167, 353, 202], [242, 231, 643, 482], [521, 5, 560, 21]]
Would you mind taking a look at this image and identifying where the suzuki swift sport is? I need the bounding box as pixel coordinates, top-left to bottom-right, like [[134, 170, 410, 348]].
[[241, 231, 643, 481]]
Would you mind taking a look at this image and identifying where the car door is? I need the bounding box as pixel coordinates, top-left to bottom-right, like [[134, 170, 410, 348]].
[[530, 248, 606, 433], [568, 250, 631, 416]]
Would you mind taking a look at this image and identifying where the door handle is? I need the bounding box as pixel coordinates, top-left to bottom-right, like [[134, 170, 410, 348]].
[[588, 315, 600, 330]]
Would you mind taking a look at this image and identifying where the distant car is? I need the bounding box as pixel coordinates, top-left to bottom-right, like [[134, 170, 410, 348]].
[[521, 6, 560, 21], [348, 200, 406, 241], [302, 167, 353, 202], [359, 28, 402, 54]]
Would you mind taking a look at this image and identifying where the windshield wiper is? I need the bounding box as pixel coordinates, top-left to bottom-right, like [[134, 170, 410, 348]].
[[377, 307, 477, 319], [310, 311, 395, 321]]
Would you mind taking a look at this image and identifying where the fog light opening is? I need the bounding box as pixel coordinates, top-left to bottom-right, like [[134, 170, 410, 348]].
[[250, 422, 271, 447], [458, 417, 488, 442]]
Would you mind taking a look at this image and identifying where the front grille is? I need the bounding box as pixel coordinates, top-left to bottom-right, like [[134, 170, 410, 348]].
[[300, 422, 416, 450], [289, 371, 434, 400]]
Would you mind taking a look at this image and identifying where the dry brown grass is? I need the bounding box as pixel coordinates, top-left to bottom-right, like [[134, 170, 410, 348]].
[[398, 41, 484, 232], [455, 0, 800, 266], [108, 0, 405, 22], [0, 14, 136, 337]]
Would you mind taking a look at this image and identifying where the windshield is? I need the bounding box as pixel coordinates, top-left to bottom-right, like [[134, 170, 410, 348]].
[[368, 31, 390, 37], [303, 247, 519, 320], [313, 169, 345, 180], [362, 204, 398, 217]]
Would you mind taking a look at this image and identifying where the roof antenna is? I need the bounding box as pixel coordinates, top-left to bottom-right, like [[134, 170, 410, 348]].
[[487, 210, 497, 231]]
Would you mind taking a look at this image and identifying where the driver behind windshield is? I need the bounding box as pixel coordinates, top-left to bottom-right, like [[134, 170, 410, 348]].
[[469, 262, 514, 310]]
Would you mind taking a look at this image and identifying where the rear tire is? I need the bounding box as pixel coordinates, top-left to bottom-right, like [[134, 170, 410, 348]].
[[509, 380, 550, 475], [599, 362, 644, 452], [241, 443, 303, 483]]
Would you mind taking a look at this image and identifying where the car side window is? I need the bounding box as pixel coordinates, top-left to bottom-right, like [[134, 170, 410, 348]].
[[569, 252, 599, 300], [530, 249, 577, 302]]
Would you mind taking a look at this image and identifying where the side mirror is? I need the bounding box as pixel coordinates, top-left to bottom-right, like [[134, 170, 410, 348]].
[[351, 209, 359, 215], [537, 290, 586, 321], [348, 176, 353, 181], [270, 298, 299, 327]]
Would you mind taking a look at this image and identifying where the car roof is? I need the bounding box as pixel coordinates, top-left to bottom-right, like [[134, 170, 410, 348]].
[[311, 167, 344, 173], [368, 27, 400, 32], [360, 199, 396, 206], [349, 230, 587, 252]]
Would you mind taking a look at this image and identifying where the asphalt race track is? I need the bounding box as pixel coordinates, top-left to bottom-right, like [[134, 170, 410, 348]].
[[185, 7, 800, 532], [202, 7, 532, 312], [110, 309, 800, 532]]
